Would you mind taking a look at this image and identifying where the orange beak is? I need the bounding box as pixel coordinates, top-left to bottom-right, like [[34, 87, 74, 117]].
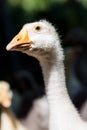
[[0, 93, 11, 108], [6, 29, 32, 51]]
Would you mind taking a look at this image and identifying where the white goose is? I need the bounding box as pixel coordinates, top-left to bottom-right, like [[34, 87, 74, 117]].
[[6, 20, 87, 130], [0, 81, 27, 130]]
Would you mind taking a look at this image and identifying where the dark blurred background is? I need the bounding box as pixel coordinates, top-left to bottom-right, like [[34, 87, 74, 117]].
[[0, 0, 87, 120]]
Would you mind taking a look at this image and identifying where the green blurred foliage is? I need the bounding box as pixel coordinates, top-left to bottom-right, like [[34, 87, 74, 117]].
[[7, 0, 50, 12], [5, 0, 87, 35]]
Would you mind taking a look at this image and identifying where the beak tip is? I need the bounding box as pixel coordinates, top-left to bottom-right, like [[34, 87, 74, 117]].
[[3, 100, 11, 108], [6, 43, 11, 51], [6, 45, 8, 51]]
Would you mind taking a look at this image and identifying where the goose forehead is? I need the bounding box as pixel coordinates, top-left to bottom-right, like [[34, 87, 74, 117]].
[[23, 21, 52, 30]]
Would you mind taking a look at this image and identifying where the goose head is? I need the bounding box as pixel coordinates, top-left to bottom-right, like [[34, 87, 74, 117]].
[[0, 81, 12, 108], [6, 20, 61, 60]]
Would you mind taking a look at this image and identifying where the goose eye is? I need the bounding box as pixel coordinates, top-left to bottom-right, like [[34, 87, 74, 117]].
[[34, 25, 42, 32]]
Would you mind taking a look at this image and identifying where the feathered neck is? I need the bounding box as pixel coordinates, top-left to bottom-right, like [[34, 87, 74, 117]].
[[38, 46, 87, 130], [1, 107, 27, 130]]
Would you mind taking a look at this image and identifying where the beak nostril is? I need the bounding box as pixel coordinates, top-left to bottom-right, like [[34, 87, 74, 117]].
[[17, 38, 20, 41]]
